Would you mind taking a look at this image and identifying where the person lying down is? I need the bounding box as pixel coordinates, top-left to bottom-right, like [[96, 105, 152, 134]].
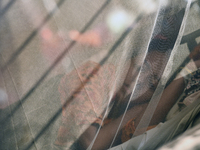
[[52, 33, 193, 150], [53, 45, 200, 150]]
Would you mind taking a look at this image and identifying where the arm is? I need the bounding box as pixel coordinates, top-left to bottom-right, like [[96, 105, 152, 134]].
[[149, 76, 185, 126], [78, 102, 148, 150]]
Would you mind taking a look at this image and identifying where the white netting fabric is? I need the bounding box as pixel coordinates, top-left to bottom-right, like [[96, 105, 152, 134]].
[[0, 0, 200, 150]]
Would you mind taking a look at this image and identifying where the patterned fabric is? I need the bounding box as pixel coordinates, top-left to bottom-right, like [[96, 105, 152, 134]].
[[121, 118, 156, 143], [121, 118, 136, 143], [55, 61, 115, 147], [176, 68, 200, 110], [184, 68, 200, 96]]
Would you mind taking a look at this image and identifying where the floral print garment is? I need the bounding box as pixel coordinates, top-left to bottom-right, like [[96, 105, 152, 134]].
[[184, 68, 200, 96], [54, 61, 115, 148]]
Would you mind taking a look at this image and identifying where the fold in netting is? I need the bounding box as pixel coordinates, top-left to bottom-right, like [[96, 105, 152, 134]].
[[0, 0, 200, 150]]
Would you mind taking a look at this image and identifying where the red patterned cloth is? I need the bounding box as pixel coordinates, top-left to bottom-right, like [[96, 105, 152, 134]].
[[55, 61, 115, 146]]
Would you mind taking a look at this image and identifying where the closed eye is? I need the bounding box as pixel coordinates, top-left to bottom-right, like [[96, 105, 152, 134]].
[[148, 74, 160, 90]]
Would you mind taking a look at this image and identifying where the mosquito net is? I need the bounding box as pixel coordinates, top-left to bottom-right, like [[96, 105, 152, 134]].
[[0, 0, 200, 150]]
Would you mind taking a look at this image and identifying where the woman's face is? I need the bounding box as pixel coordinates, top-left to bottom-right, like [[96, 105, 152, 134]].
[[122, 51, 168, 103]]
